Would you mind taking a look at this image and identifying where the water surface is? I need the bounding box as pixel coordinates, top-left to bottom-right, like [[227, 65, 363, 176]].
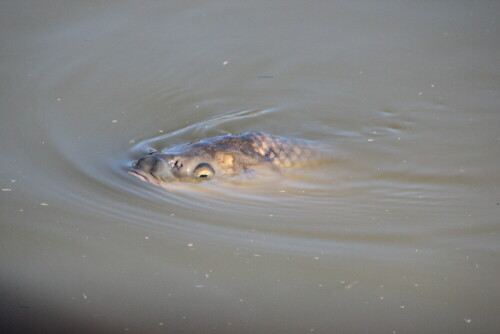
[[1, 1, 499, 333]]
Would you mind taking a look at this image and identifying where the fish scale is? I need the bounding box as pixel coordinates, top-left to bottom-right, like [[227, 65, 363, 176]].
[[246, 132, 317, 168]]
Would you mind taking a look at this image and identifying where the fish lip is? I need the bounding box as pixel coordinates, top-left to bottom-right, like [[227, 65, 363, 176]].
[[128, 169, 147, 182], [128, 169, 161, 185]]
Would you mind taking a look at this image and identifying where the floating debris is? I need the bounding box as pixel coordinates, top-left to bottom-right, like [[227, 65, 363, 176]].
[[345, 281, 358, 289]]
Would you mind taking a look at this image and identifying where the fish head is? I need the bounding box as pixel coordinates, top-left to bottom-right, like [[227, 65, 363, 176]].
[[129, 152, 217, 184]]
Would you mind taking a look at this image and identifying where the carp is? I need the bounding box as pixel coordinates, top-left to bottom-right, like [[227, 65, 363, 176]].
[[130, 132, 323, 185]]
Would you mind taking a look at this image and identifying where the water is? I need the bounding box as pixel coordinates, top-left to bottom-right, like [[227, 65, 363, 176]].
[[1, 1, 499, 333]]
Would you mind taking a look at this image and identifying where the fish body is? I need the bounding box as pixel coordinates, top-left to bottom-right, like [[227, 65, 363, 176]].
[[130, 132, 322, 185]]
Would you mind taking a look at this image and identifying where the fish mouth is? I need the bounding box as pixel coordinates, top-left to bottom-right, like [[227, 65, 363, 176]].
[[128, 169, 163, 185]]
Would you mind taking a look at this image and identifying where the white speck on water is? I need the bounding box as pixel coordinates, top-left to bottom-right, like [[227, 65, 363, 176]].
[[144, 236, 149, 240], [1, 188, 12, 192], [129, 139, 135, 144], [314, 257, 320, 260], [400, 305, 405, 309], [418, 92, 423, 96], [40, 202, 48, 206], [82, 293, 88, 299], [195, 285, 204, 288], [158, 323, 164, 326], [10, 179, 16, 183], [222, 60, 229, 65], [367, 138, 374, 142], [464, 318, 472, 323], [56, 98, 62, 101], [187, 243, 194, 247], [345, 281, 358, 289], [112, 119, 117, 123], [158, 130, 164, 133]]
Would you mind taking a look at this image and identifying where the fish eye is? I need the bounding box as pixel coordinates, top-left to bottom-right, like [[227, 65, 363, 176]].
[[193, 163, 215, 179]]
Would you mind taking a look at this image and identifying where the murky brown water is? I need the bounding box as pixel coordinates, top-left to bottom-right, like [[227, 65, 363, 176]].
[[1, 1, 499, 333]]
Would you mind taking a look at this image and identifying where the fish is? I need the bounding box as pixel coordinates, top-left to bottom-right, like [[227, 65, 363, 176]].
[[129, 131, 323, 185]]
